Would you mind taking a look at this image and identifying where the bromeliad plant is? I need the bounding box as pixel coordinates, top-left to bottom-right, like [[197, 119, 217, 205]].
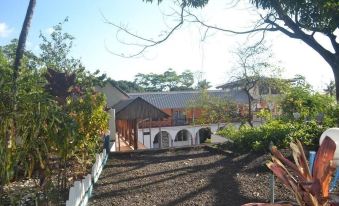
[[243, 137, 339, 206]]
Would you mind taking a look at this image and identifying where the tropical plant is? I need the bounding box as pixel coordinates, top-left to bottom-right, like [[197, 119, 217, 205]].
[[189, 89, 238, 127], [0, 20, 109, 204], [217, 120, 330, 153], [281, 82, 335, 121], [243, 137, 339, 206]]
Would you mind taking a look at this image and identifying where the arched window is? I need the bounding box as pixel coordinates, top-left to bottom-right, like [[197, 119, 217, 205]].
[[154, 131, 170, 143], [175, 130, 191, 142]]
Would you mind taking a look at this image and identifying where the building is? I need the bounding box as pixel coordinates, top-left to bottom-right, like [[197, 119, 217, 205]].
[[129, 90, 248, 127], [97, 82, 250, 150], [97, 78, 286, 151], [216, 77, 293, 119]]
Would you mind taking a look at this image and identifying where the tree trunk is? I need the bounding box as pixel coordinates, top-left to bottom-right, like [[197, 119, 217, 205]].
[[246, 90, 254, 127], [329, 56, 339, 103], [11, 0, 36, 142]]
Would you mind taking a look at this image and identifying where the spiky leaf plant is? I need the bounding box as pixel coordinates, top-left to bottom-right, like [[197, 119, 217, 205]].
[[243, 137, 339, 206]]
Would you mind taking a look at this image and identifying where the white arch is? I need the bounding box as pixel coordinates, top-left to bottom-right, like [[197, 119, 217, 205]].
[[138, 123, 228, 149], [153, 131, 172, 149], [173, 129, 192, 147]]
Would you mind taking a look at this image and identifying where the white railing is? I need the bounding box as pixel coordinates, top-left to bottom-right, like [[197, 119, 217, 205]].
[[65, 149, 108, 206]]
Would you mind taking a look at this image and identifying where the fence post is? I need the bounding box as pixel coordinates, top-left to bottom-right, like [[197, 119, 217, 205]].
[[66, 149, 109, 206], [74, 181, 81, 206], [68, 186, 76, 206]]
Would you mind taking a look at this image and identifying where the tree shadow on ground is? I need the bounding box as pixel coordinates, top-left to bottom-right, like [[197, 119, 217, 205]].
[[89, 146, 278, 206]]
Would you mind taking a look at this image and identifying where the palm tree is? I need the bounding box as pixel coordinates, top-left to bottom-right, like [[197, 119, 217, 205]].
[[10, 0, 37, 153], [196, 79, 212, 90], [324, 81, 336, 97]]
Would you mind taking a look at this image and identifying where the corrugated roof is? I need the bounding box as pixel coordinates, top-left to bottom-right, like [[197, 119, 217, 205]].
[[128, 90, 248, 109], [216, 77, 299, 89], [113, 97, 169, 120], [113, 98, 135, 114]]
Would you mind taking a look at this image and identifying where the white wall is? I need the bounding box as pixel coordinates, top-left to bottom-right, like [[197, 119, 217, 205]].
[[138, 124, 223, 149], [95, 83, 129, 108]]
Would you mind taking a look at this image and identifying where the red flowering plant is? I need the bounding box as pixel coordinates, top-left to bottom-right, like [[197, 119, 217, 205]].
[[243, 137, 339, 206]]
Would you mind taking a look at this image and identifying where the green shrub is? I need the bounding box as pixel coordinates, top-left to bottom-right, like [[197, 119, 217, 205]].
[[217, 120, 327, 153], [285, 121, 325, 150]]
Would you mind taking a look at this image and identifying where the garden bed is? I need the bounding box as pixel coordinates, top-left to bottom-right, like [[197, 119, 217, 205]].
[[1, 158, 92, 205], [89, 145, 293, 206]]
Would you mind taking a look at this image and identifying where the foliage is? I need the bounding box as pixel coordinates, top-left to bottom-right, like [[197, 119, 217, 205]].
[[281, 81, 336, 121], [250, 0, 339, 33], [134, 68, 195, 92], [189, 90, 238, 125], [0, 20, 109, 204], [230, 42, 282, 126], [324, 80, 336, 97], [243, 137, 338, 206], [140, 0, 338, 102], [217, 81, 337, 153], [0, 39, 40, 69], [39, 18, 78, 72], [217, 120, 330, 153], [107, 79, 144, 93], [67, 92, 109, 166], [256, 108, 273, 122], [196, 79, 212, 90], [143, 0, 209, 8]]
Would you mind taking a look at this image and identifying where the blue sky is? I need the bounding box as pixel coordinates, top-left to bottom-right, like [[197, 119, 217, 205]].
[[0, 0, 336, 90]]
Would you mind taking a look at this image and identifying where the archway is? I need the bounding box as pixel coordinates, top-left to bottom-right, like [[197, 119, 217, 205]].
[[195, 127, 212, 145], [173, 129, 192, 147], [153, 131, 171, 149]]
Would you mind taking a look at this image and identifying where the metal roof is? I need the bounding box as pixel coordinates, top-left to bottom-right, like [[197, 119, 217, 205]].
[[128, 90, 248, 109], [113, 97, 169, 120]]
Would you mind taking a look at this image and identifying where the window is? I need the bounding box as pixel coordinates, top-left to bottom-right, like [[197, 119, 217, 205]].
[[154, 131, 170, 143], [175, 130, 190, 141]]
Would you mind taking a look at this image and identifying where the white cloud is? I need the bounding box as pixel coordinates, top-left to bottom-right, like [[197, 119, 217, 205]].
[[0, 22, 13, 37]]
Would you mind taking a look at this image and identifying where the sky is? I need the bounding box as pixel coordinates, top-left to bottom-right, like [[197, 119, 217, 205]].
[[0, 0, 337, 91]]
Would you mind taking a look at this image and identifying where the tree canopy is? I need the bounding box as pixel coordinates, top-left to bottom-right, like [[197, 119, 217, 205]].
[[107, 79, 144, 93], [0, 20, 109, 198], [134, 68, 195, 92], [124, 0, 338, 100], [229, 42, 282, 126]]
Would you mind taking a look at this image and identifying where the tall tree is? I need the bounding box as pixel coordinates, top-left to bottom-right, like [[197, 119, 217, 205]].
[[39, 20, 107, 88], [134, 68, 195, 92], [107, 79, 144, 93], [180, 70, 195, 88], [189, 89, 238, 127], [324, 80, 336, 97], [13, 0, 36, 78], [230, 42, 280, 126], [11, 0, 36, 149], [39, 18, 79, 72], [196, 79, 212, 90], [249, 0, 339, 101], [108, 0, 338, 100]]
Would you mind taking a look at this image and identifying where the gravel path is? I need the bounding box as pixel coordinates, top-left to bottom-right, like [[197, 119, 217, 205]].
[[89, 146, 293, 206]]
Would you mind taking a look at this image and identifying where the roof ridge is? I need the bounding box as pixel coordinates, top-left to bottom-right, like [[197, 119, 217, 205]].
[[128, 90, 227, 95]]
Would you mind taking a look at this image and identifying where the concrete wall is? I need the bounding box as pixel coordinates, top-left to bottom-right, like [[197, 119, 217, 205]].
[[138, 124, 222, 149], [109, 109, 116, 142], [95, 83, 129, 108]]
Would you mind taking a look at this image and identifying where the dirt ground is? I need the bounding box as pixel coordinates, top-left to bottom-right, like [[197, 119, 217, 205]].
[[88, 145, 293, 206]]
